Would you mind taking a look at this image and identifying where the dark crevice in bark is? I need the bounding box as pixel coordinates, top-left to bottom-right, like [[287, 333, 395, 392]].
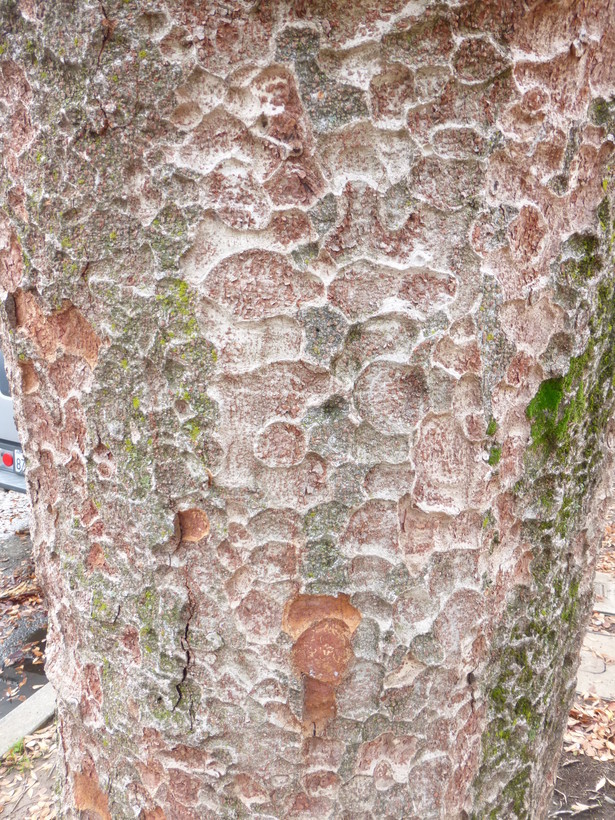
[[95, 99, 111, 136], [96, 1, 117, 69], [468, 671, 477, 713], [173, 627, 190, 710], [173, 583, 196, 712]]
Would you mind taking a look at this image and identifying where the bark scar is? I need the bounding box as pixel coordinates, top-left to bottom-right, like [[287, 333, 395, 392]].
[[283, 594, 361, 734]]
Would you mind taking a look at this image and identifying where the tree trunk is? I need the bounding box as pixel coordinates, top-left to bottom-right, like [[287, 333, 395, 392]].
[[1, 1, 615, 817]]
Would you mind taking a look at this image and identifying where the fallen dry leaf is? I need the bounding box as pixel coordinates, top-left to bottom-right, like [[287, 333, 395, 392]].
[[564, 694, 615, 761]]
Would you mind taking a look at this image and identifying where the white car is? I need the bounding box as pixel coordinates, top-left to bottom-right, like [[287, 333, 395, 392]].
[[0, 350, 26, 493]]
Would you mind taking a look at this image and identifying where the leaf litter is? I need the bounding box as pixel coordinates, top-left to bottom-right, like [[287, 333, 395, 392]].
[[0, 721, 57, 818]]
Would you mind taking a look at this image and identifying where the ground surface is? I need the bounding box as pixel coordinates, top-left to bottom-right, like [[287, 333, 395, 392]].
[[0, 721, 57, 819], [0, 491, 55, 819], [550, 753, 615, 818], [0, 495, 615, 817], [0, 490, 46, 720], [548, 528, 615, 817]]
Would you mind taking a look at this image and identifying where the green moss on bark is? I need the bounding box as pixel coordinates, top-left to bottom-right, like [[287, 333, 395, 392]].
[[473, 209, 615, 816]]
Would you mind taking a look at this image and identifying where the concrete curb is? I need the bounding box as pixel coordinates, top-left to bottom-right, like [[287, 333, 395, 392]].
[[594, 571, 615, 615], [0, 682, 55, 759]]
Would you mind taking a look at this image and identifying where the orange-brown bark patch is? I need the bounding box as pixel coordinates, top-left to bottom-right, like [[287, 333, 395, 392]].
[[283, 593, 361, 639], [86, 542, 108, 572], [284, 593, 361, 734], [18, 358, 38, 393], [178, 508, 210, 542], [233, 773, 271, 808], [14, 290, 101, 367], [73, 769, 111, 819], [54, 305, 101, 367], [140, 808, 166, 820], [303, 676, 336, 732], [292, 619, 352, 683], [14, 289, 55, 358]]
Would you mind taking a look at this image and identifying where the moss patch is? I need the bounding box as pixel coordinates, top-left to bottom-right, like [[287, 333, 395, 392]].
[[474, 215, 615, 815]]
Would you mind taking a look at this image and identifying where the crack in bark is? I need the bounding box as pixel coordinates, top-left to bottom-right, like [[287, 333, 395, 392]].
[[96, 2, 117, 69], [173, 582, 196, 711], [467, 671, 477, 713], [73, 99, 110, 143]]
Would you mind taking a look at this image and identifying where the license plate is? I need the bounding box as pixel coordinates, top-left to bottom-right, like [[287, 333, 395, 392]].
[[14, 450, 25, 474]]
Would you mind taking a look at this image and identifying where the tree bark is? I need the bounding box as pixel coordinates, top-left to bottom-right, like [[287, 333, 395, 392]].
[[1, 1, 615, 817]]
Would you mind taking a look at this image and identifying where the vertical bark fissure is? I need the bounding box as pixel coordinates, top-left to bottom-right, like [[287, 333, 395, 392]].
[[96, 1, 116, 69], [173, 575, 196, 713]]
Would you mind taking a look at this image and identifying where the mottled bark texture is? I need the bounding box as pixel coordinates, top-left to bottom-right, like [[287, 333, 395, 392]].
[[1, 1, 615, 817]]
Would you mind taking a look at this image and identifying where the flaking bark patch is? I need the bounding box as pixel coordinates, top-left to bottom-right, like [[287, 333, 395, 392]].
[[177, 508, 210, 543], [284, 593, 361, 733], [13, 290, 101, 367], [73, 767, 111, 820]]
